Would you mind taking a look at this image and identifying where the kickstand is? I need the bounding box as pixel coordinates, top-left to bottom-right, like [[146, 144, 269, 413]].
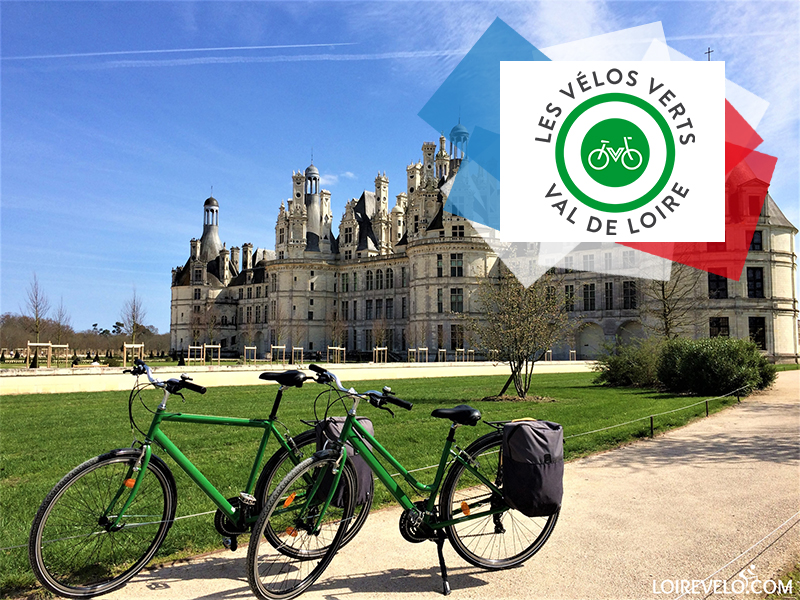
[[435, 530, 451, 595]]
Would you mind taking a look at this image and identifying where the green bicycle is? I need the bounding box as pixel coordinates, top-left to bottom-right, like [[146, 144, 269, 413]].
[[28, 359, 371, 598], [247, 364, 559, 599]]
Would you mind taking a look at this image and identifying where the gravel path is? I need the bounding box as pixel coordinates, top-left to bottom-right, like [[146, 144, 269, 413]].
[[107, 370, 800, 600]]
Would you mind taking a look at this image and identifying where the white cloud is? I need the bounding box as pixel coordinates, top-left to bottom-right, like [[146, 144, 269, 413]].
[[319, 171, 357, 186]]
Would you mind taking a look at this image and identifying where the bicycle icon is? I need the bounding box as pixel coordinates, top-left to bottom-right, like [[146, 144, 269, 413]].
[[587, 137, 643, 171]]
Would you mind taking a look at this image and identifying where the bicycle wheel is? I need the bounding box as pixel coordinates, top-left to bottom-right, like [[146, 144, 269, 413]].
[[247, 454, 356, 600], [255, 429, 372, 548], [440, 431, 559, 569], [29, 449, 176, 598]]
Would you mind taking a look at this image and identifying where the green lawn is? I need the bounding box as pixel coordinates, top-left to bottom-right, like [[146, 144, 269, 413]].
[[0, 372, 737, 595]]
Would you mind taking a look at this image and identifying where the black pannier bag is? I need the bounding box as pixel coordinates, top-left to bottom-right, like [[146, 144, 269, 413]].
[[502, 420, 563, 517], [315, 417, 375, 507]]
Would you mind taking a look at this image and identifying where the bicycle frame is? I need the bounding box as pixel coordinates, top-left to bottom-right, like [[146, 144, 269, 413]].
[[334, 411, 505, 530], [112, 385, 303, 529]]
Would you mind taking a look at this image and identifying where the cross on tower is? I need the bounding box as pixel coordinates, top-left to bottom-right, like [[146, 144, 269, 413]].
[[705, 47, 713, 61]]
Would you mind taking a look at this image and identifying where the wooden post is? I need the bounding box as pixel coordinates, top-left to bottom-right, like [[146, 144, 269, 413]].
[[705, 400, 709, 417], [650, 416, 654, 437]]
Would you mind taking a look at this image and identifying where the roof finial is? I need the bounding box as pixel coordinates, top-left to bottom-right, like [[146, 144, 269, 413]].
[[311, 147, 314, 165]]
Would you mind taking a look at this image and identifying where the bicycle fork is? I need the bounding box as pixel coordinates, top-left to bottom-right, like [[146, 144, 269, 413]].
[[102, 445, 152, 531]]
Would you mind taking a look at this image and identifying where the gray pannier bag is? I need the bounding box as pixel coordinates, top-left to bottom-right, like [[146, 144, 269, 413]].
[[502, 420, 563, 517], [315, 416, 375, 507]]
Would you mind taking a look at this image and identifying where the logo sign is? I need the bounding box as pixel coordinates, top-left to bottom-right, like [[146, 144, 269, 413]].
[[500, 62, 725, 242]]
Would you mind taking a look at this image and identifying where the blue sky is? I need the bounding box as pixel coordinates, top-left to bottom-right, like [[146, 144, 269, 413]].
[[2, 1, 798, 333]]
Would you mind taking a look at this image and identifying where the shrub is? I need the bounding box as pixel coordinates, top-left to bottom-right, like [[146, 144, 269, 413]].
[[593, 337, 662, 388], [0, 350, 5, 363], [659, 337, 776, 396], [107, 358, 121, 368]]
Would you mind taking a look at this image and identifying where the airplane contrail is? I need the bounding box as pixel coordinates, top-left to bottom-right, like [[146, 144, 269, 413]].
[[2, 42, 357, 61]]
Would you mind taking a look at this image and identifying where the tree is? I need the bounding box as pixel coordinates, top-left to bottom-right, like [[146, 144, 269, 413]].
[[23, 273, 50, 343], [325, 312, 346, 348], [53, 297, 73, 345], [641, 261, 704, 339], [120, 288, 147, 344], [466, 265, 572, 398]]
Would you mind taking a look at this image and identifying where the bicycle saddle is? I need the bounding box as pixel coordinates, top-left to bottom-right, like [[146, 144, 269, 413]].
[[259, 370, 307, 387], [431, 404, 482, 426]]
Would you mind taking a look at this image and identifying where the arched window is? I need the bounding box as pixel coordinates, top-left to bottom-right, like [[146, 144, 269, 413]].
[[366, 270, 374, 291], [376, 270, 383, 290], [386, 268, 394, 289]]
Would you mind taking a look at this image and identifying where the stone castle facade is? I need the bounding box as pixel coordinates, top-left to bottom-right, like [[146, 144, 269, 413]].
[[170, 128, 799, 363]]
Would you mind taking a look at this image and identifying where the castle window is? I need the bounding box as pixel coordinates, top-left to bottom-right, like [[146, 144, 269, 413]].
[[386, 298, 394, 319], [366, 300, 373, 320], [709, 316, 729, 337], [376, 299, 383, 319], [747, 267, 764, 298], [401, 267, 407, 287], [605, 282, 613, 310], [221, 315, 228, 326], [194, 288, 201, 300], [565, 285, 575, 311], [450, 288, 463, 313], [239, 288, 244, 299], [278, 251, 285, 259], [583, 284, 596, 311], [749, 195, 763, 216], [623, 281, 637, 309], [414, 215, 419, 233], [376, 270, 383, 290], [193, 305, 200, 313], [750, 231, 763, 251], [308, 311, 314, 321], [310, 282, 315, 291], [437, 325, 444, 349], [708, 273, 728, 299], [344, 227, 353, 245], [345, 250, 352, 260], [439, 230, 445, 238], [270, 274, 277, 292], [247, 287, 253, 299], [452, 225, 464, 237], [342, 273, 349, 292], [437, 289, 443, 313], [450, 254, 463, 277], [342, 300, 349, 321], [279, 228, 285, 244], [402, 297, 407, 318], [353, 273, 358, 291], [563, 256, 574, 273], [604, 253, 613, 270], [386, 268, 394, 289], [246, 306, 252, 323], [353, 300, 357, 320], [366, 271, 373, 291], [749, 317, 766, 350], [450, 324, 464, 351], [583, 254, 595, 272], [309, 299, 314, 306], [255, 306, 261, 323], [623, 251, 636, 269], [437, 255, 443, 277], [256, 287, 261, 299]]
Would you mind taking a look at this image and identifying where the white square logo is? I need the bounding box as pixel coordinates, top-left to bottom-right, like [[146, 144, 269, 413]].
[[500, 61, 725, 242]]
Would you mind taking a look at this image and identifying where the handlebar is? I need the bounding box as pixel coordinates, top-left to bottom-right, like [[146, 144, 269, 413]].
[[308, 364, 412, 411], [127, 359, 206, 395]]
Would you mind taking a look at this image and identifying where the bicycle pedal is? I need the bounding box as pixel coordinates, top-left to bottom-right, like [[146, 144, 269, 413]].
[[222, 536, 238, 551]]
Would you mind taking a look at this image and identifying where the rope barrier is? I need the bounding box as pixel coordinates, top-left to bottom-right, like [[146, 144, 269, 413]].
[[2, 386, 752, 553]]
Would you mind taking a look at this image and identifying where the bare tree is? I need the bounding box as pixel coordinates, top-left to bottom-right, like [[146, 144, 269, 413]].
[[120, 288, 147, 344], [203, 302, 220, 344], [23, 273, 51, 343], [53, 297, 73, 345], [465, 265, 573, 398], [641, 261, 704, 339], [325, 312, 346, 348]]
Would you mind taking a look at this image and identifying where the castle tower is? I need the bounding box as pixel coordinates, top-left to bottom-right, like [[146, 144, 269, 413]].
[[320, 189, 333, 254], [435, 133, 450, 179], [372, 172, 391, 254], [218, 245, 231, 286], [449, 120, 469, 174], [199, 196, 223, 261], [391, 193, 407, 246], [304, 163, 321, 252], [242, 242, 253, 271]]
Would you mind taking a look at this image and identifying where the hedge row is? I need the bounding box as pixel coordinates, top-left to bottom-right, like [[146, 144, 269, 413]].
[[594, 337, 776, 396]]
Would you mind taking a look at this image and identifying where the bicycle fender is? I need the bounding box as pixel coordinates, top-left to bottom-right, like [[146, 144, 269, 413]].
[[102, 448, 178, 512]]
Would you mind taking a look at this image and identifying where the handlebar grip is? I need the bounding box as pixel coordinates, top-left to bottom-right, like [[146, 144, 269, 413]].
[[134, 358, 146, 367], [384, 394, 413, 411], [183, 381, 207, 395], [309, 364, 326, 374]]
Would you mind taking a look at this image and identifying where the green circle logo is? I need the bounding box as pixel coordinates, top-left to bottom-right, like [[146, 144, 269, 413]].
[[580, 118, 649, 188], [555, 93, 675, 213]]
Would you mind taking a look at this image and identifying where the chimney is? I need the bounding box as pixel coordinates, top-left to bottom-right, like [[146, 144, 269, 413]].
[[218, 245, 230, 285], [190, 238, 201, 260], [230, 246, 240, 272], [242, 243, 253, 271]]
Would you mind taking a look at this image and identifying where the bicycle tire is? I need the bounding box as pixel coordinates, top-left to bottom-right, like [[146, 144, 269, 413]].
[[440, 431, 559, 569], [29, 449, 176, 598], [247, 454, 356, 600], [255, 429, 372, 548]]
